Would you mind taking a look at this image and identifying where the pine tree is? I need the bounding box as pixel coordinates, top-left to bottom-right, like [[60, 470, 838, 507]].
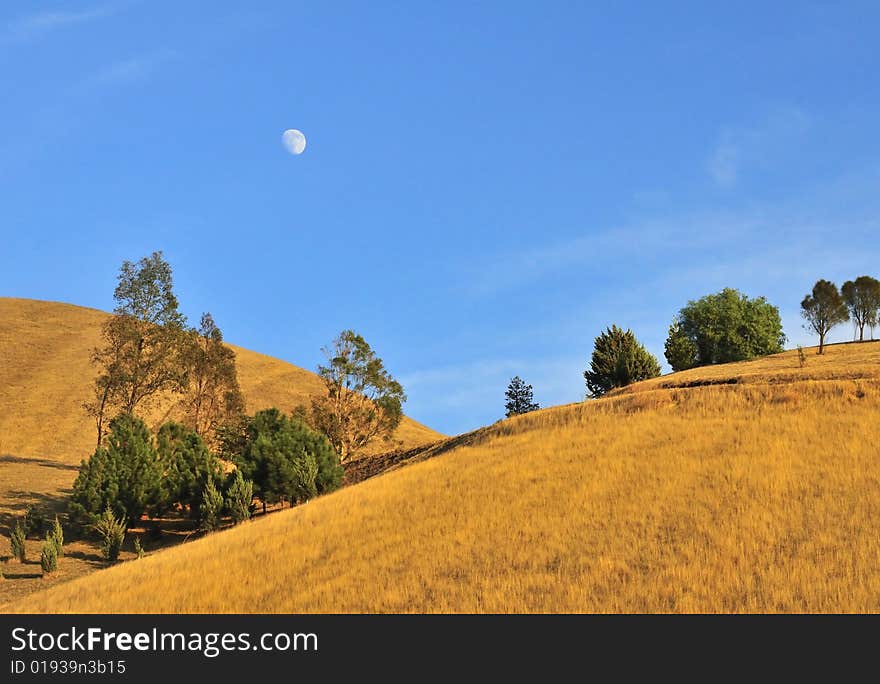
[[155, 421, 223, 520], [584, 325, 661, 397], [10, 521, 26, 563], [40, 537, 58, 574], [93, 507, 126, 561], [504, 377, 540, 417], [225, 470, 254, 524], [199, 480, 224, 532], [70, 413, 162, 529], [49, 516, 64, 557]]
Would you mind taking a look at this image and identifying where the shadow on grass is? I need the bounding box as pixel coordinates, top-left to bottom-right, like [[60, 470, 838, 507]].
[[0, 490, 71, 536], [0, 454, 79, 472]]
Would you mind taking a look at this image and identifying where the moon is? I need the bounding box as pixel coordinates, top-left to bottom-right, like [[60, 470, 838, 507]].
[[282, 129, 307, 155]]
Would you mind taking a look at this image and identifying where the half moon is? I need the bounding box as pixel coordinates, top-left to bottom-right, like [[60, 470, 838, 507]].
[[282, 129, 307, 155]]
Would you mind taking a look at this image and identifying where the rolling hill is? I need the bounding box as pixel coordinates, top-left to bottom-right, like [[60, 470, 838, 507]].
[[0, 298, 442, 604], [0, 297, 440, 464], [7, 340, 880, 613]]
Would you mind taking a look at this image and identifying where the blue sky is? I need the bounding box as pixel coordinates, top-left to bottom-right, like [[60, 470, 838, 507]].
[[1, 2, 879, 435]]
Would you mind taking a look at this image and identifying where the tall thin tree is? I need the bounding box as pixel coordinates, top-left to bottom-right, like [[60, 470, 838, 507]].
[[85, 251, 187, 445]]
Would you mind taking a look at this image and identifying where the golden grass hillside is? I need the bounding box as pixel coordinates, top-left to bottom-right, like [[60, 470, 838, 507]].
[[0, 297, 440, 465], [9, 341, 880, 613], [0, 298, 440, 604]]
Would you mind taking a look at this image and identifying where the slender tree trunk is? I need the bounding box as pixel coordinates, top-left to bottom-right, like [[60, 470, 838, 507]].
[[95, 383, 110, 448], [818, 331, 825, 355]]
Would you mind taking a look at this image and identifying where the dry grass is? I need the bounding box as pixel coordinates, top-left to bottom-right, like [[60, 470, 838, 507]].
[[0, 297, 441, 603], [7, 341, 880, 613], [0, 298, 440, 466]]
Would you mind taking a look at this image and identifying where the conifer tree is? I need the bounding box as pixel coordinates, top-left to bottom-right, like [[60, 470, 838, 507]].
[[70, 413, 161, 528], [585, 325, 661, 397], [504, 376, 540, 417]]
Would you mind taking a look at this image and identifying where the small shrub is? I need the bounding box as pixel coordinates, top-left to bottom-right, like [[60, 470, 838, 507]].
[[797, 345, 807, 368], [94, 507, 126, 562], [10, 522, 26, 562], [49, 516, 64, 557], [40, 537, 58, 574], [225, 470, 254, 524], [200, 480, 224, 532], [133, 536, 144, 560]]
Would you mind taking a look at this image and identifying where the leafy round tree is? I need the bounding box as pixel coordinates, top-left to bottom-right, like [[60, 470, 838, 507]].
[[504, 376, 540, 417], [584, 325, 661, 397], [801, 280, 849, 355], [666, 288, 785, 367], [70, 413, 161, 529], [311, 330, 406, 462], [841, 276, 880, 342]]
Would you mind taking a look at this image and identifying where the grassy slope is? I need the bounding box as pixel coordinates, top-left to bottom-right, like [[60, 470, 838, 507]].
[[0, 297, 440, 465], [0, 298, 441, 604], [8, 341, 880, 613]]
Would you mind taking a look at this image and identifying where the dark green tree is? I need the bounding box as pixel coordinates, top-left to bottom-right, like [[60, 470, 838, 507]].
[[801, 280, 849, 354], [155, 422, 223, 520], [664, 318, 698, 372], [69, 413, 162, 529], [84, 251, 188, 446], [584, 326, 661, 397], [225, 408, 343, 512], [179, 313, 245, 446], [504, 376, 540, 417], [666, 288, 785, 367], [841, 276, 880, 342], [310, 330, 406, 462]]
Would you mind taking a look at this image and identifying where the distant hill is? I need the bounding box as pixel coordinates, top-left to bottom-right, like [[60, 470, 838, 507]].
[[9, 340, 880, 613], [0, 297, 441, 464]]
